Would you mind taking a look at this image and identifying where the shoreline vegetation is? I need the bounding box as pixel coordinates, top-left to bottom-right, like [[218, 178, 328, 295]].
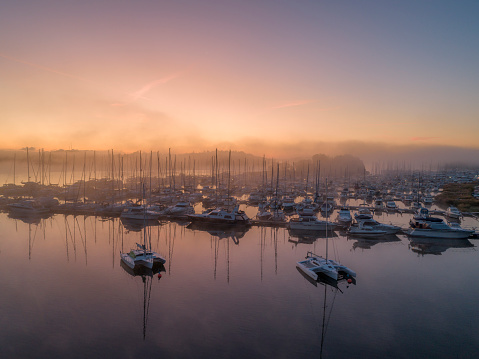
[[435, 182, 479, 213]]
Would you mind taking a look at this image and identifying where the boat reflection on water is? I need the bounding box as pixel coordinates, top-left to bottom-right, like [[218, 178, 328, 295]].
[[296, 267, 355, 359], [297, 266, 357, 288], [288, 229, 338, 246], [120, 217, 160, 232], [351, 234, 402, 250], [408, 237, 474, 256], [8, 211, 51, 224], [187, 222, 249, 244], [120, 260, 166, 340]]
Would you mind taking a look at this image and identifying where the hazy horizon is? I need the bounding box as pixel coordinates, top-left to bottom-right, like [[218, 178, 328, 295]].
[[1, 141, 479, 171], [1, 1, 478, 165]]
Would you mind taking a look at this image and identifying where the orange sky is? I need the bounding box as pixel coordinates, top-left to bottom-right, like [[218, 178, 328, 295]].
[[1, 1, 479, 159]]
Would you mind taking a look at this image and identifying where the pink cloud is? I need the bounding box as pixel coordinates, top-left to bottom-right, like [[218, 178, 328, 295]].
[[129, 71, 184, 101]]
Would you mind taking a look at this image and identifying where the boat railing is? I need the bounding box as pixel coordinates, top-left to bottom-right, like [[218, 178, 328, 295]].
[[306, 251, 323, 259]]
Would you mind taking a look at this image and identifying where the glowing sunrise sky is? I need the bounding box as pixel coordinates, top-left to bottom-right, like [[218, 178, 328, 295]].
[[1, 1, 479, 157]]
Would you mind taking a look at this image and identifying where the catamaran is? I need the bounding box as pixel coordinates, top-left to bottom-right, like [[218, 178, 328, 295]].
[[297, 251, 356, 281], [296, 179, 356, 281], [120, 243, 166, 270]]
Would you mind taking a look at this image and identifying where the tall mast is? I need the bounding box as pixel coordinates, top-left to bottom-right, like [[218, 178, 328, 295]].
[[26, 147, 30, 182], [149, 151, 152, 201], [83, 152, 86, 203], [228, 150, 231, 208], [215, 149, 218, 206], [325, 177, 329, 261], [13, 152, 16, 185]]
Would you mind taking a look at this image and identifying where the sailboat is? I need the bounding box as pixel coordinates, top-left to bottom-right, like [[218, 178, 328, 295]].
[[120, 184, 166, 269], [296, 251, 356, 281], [296, 179, 356, 281], [120, 241, 165, 269]]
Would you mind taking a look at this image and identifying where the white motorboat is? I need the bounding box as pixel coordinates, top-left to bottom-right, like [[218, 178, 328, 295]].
[[354, 205, 373, 220], [288, 215, 335, 231], [335, 207, 352, 227], [163, 201, 195, 216], [296, 251, 356, 281], [408, 208, 473, 239], [187, 205, 250, 226], [296, 206, 316, 217], [281, 197, 296, 211], [423, 196, 434, 205], [348, 221, 388, 238], [445, 206, 461, 219], [353, 218, 401, 235], [386, 201, 397, 210]]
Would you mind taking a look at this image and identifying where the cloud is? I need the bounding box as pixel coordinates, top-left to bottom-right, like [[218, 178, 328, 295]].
[[129, 71, 185, 101]]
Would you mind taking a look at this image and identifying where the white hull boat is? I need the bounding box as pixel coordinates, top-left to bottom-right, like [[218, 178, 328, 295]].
[[296, 251, 356, 281], [335, 207, 352, 227], [348, 223, 388, 238], [408, 208, 473, 239], [288, 216, 335, 231], [163, 201, 195, 216], [120, 243, 166, 269], [353, 218, 401, 235], [445, 206, 461, 219], [188, 206, 250, 226]]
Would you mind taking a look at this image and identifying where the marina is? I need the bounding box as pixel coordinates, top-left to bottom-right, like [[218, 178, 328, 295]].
[[3, 2, 479, 357], [1, 164, 479, 358]]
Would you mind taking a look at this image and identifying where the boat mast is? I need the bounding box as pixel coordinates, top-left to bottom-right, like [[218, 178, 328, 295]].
[[26, 147, 30, 182], [228, 150, 231, 210], [275, 163, 280, 214], [325, 177, 329, 261], [215, 149, 218, 207]]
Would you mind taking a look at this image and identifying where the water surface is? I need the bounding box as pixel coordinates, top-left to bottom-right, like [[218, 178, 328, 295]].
[[1, 211, 478, 358]]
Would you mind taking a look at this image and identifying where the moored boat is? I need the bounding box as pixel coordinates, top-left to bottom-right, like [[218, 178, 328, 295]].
[[335, 207, 352, 227], [407, 208, 473, 239], [288, 215, 336, 231], [7, 200, 50, 216], [120, 243, 166, 269], [296, 251, 356, 281], [445, 206, 461, 219], [187, 205, 250, 226], [352, 218, 402, 235], [348, 221, 388, 238]]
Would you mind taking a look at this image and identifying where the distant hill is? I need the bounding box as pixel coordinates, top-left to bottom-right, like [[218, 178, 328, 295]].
[[0, 148, 366, 178]]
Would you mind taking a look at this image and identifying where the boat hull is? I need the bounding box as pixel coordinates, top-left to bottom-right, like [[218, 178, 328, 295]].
[[407, 228, 473, 239]]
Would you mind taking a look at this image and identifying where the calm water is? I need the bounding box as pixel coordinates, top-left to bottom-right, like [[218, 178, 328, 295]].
[[1, 208, 479, 359]]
